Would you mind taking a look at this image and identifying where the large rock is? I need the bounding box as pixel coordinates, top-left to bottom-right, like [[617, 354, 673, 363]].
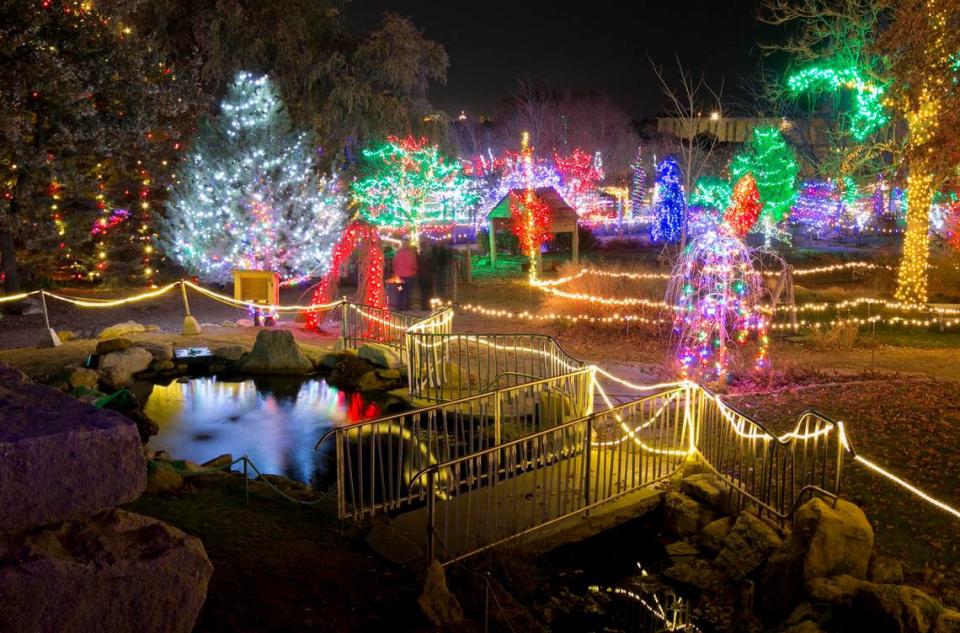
[[0, 366, 145, 531], [699, 516, 735, 552], [135, 341, 174, 361], [67, 367, 99, 390], [98, 321, 149, 339], [761, 498, 874, 617], [806, 575, 946, 633], [715, 512, 783, 580], [236, 330, 313, 375], [418, 560, 463, 627], [95, 338, 132, 354], [99, 346, 154, 390], [211, 344, 249, 362], [0, 509, 212, 633], [663, 491, 718, 537], [358, 342, 405, 369], [680, 472, 731, 513]]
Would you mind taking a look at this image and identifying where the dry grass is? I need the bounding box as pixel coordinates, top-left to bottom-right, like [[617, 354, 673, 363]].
[[539, 261, 667, 324], [808, 321, 860, 350]]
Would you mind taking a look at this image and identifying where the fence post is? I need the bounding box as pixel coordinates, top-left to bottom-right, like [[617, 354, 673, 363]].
[[180, 280, 202, 335], [243, 457, 249, 505], [584, 417, 593, 515], [339, 298, 349, 346], [426, 469, 436, 562], [336, 431, 347, 520], [36, 290, 62, 348]]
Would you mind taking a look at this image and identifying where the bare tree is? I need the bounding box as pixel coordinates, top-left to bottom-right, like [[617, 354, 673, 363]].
[[649, 54, 724, 244]]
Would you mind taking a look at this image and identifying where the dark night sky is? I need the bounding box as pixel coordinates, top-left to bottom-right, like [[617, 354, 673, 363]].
[[348, 0, 782, 120]]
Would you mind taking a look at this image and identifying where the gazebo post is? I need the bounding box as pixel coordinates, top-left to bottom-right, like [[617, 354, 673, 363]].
[[488, 218, 497, 265], [572, 227, 579, 264]]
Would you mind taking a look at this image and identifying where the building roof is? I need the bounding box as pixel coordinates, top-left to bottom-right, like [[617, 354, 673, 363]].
[[487, 187, 579, 231]]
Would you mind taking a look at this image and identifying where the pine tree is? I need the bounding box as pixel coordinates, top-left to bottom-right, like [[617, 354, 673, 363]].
[[652, 157, 685, 243], [161, 73, 345, 284], [730, 126, 798, 237]]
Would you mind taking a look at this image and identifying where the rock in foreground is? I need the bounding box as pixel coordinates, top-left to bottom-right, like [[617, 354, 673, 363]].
[[0, 366, 145, 532], [0, 509, 212, 633]]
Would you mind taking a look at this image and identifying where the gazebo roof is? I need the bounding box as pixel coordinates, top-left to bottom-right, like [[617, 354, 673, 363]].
[[487, 187, 579, 231]]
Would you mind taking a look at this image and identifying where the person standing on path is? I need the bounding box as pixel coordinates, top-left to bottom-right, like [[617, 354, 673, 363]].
[[392, 242, 417, 310]]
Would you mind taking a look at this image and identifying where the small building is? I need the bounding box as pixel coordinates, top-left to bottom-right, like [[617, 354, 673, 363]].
[[486, 187, 579, 269]]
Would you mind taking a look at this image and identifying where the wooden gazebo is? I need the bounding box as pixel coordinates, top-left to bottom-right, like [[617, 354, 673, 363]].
[[486, 186, 579, 270]]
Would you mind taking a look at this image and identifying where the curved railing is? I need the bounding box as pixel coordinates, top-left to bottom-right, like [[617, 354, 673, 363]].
[[409, 383, 847, 563]]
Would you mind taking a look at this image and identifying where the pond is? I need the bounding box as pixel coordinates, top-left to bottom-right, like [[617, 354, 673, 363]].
[[143, 376, 383, 486]]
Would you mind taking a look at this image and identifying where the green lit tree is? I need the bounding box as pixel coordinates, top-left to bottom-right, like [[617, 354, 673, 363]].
[[730, 126, 799, 241], [352, 136, 475, 239], [160, 73, 346, 284]]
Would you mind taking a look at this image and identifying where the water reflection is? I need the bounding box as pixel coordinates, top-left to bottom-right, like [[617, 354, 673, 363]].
[[143, 376, 380, 485]]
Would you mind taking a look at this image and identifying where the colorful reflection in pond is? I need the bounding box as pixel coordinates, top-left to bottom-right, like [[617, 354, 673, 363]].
[[143, 376, 381, 486]]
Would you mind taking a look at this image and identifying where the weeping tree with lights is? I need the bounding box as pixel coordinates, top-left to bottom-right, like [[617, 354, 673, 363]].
[[161, 72, 346, 284], [665, 227, 770, 383], [352, 135, 474, 240], [730, 126, 799, 244], [652, 157, 686, 244]]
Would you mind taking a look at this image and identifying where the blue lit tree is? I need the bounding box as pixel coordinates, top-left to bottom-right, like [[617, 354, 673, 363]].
[[162, 72, 346, 284], [652, 157, 685, 243]]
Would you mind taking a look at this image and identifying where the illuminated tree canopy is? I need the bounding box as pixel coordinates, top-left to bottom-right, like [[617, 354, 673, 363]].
[[787, 62, 889, 142], [730, 126, 799, 233], [353, 135, 475, 232]]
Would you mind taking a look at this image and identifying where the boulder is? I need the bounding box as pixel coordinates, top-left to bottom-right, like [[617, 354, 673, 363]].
[[327, 354, 380, 391], [357, 369, 405, 392], [236, 330, 313, 375], [0, 368, 145, 532], [95, 338, 132, 354], [358, 342, 405, 369], [145, 462, 185, 494], [761, 498, 873, 617], [680, 472, 730, 513], [418, 560, 463, 627], [211, 345, 249, 362], [67, 367, 99, 390], [870, 556, 905, 585], [99, 346, 154, 390], [663, 491, 718, 537], [662, 558, 725, 592], [150, 359, 176, 373], [0, 509, 212, 633], [97, 321, 148, 339], [699, 516, 735, 552], [808, 575, 946, 633], [715, 512, 783, 580], [135, 341, 174, 361]]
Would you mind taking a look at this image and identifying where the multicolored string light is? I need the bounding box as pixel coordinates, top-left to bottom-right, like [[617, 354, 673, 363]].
[[652, 157, 685, 243]]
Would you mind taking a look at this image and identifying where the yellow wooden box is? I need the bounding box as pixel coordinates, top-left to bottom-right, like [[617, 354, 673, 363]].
[[232, 269, 280, 306]]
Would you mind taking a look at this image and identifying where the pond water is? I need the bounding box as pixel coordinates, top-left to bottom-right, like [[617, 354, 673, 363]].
[[143, 376, 382, 486]]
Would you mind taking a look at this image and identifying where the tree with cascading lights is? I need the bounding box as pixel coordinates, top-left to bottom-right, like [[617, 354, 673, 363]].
[[352, 136, 474, 240], [730, 126, 798, 242], [161, 72, 345, 284], [652, 157, 685, 243]]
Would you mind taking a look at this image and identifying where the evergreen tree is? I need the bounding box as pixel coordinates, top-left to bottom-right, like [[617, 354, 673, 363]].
[[724, 174, 763, 237], [652, 157, 685, 243], [730, 126, 799, 237], [161, 73, 345, 284]]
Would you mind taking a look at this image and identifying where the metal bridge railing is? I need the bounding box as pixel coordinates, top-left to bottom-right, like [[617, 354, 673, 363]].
[[314, 368, 596, 521], [411, 385, 692, 563], [338, 302, 425, 354], [405, 332, 585, 402], [692, 393, 846, 524], [410, 384, 847, 563]]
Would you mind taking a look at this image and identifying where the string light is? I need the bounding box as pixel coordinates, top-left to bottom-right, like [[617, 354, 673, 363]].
[[652, 157, 685, 243], [160, 72, 345, 284], [723, 173, 763, 237], [787, 62, 889, 141], [729, 126, 798, 241]]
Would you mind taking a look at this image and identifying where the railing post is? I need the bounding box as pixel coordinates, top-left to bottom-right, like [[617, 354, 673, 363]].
[[243, 457, 249, 505], [426, 469, 436, 562], [336, 431, 346, 520], [584, 417, 593, 515], [340, 298, 349, 343], [493, 392, 502, 447]]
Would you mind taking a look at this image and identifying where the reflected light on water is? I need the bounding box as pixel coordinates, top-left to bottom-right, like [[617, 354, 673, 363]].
[[143, 376, 380, 485]]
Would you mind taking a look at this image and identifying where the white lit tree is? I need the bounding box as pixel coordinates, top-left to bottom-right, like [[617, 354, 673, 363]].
[[161, 72, 345, 284]]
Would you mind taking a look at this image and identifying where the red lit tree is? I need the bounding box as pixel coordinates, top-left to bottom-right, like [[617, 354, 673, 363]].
[[724, 174, 763, 237]]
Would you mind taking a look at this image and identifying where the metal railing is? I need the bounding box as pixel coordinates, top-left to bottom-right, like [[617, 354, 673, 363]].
[[409, 383, 846, 564], [314, 368, 596, 520], [339, 303, 452, 356], [693, 394, 846, 523], [405, 331, 585, 401], [411, 385, 692, 563]]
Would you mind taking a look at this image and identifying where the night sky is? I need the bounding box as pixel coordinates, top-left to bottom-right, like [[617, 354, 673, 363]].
[[349, 0, 782, 120]]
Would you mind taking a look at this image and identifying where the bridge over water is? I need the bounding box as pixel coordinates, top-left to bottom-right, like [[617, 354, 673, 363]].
[[316, 304, 846, 564]]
